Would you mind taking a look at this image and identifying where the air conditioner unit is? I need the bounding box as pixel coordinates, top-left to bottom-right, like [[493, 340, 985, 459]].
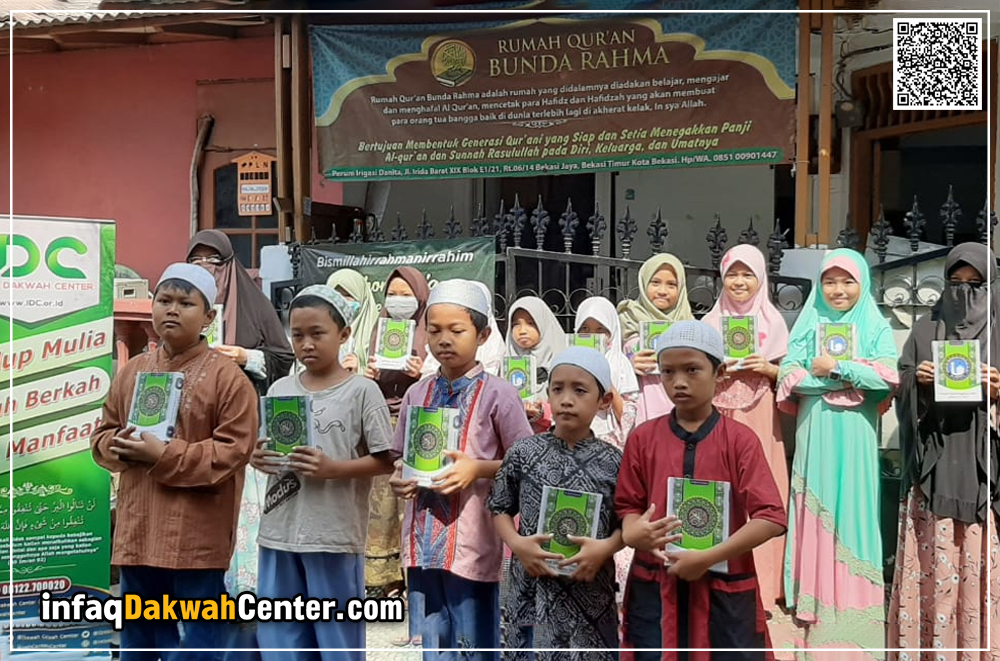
[[115, 278, 150, 300]]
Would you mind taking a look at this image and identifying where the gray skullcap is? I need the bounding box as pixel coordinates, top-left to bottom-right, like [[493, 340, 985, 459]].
[[550, 346, 613, 393], [294, 284, 357, 327], [157, 263, 218, 306], [655, 320, 725, 364], [427, 278, 490, 317]]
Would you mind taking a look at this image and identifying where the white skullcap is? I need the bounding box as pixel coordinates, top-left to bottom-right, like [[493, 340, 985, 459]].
[[550, 346, 612, 392], [427, 279, 490, 317], [655, 320, 725, 364], [156, 263, 218, 306]]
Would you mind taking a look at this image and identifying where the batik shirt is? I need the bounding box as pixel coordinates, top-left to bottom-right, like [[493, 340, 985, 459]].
[[488, 432, 622, 657]]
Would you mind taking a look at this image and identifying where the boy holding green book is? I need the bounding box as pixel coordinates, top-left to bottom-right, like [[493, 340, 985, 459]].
[[615, 321, 786, 661], [388, 279, 533, 660], [488, 346, 627, 659], [91, 263, 259, 659], [251, 284, 395, 660]]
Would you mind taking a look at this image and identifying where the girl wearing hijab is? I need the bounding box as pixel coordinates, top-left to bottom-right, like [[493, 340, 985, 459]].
[[506, 296, 569, 433], [888, 243, 1000, 658], [364, 266, 429, 408], [421, 280, 507, 378], [777, 249, 899, 658], [186, 230, 294, 661], [701, 245, 790, 616], [187, 230, 295, 393], [617, 253, 694, 426], [326, 269, 379, 372], [362, 267, 428, 629], [573, 296, 640, 449]]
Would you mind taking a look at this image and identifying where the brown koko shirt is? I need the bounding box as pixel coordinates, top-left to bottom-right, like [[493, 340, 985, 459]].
[[91, 341, 258, 570]]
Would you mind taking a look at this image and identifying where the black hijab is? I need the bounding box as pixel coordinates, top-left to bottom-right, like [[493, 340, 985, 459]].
[[896, 243, 996, 524], [187, 230, 294, 394]]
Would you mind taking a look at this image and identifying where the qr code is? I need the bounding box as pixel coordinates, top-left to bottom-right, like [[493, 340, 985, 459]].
[[893, 18, 982, 110]]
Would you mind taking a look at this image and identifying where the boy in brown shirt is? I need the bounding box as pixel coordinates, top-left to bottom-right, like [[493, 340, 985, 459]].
[[91, 263, 258, 660]]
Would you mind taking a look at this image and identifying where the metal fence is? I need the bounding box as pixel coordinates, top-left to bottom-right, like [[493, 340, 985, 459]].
[[271, 185, 995, 586], [275, 185, 996, 331]]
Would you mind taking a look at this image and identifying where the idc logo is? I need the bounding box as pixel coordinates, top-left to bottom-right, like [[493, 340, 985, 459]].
[[1, 217, 103, 324]]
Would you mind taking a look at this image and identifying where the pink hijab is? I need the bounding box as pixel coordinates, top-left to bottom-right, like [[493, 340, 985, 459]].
[[702, 245, 789, 362]]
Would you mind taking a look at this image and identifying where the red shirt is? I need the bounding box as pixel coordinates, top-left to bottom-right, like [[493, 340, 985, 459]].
[[614, 409, 787, 660]]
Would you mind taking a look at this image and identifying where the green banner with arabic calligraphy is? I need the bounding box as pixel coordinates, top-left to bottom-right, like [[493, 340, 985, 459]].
[[0, 216, 114, 657]]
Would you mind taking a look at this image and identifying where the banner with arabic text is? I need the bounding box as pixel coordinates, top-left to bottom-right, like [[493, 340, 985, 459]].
[[1, 216, 115, 657], [312, 3, 797, 180]]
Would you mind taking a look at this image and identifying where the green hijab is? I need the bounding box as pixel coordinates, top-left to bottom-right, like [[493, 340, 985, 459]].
[[617, 253, 694, 341], [781, 248, 897, 378], [326, 268, 379, 363]]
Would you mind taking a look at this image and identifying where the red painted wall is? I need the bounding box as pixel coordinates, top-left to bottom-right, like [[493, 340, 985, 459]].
[[3, 37, 342, 284]]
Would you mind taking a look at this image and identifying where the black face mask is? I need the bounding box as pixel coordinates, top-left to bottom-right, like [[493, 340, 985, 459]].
[[943, 281, 987, 337]]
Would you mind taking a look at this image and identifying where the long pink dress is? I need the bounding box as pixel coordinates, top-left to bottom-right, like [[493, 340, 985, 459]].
[[701, 245, 791, 615], [714, 373, 788, 612]]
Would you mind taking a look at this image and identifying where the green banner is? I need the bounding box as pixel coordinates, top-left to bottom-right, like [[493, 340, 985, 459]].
[[298, 237, 497, 306], [1, 216, 115, 656]]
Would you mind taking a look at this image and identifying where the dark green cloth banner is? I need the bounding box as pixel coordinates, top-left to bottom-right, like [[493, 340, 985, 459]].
[[298, 238, 496, 305]]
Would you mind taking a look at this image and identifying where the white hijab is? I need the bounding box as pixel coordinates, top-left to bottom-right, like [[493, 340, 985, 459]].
[[505, 296, 568, 398], [574, 297, 640, 396]]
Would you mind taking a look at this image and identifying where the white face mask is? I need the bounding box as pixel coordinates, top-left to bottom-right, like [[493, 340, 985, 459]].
[[384, 295, 419, 320]]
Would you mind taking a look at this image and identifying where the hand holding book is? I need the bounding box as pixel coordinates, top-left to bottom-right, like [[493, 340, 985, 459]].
[[560, 534, 620, 582], [630, 350, 659, 376], [389, 459, 419, 500], [109, 426, 167, 464], [810, 353, 838, 378], [512, 533, 562, 578], [915, 361, 935, 386], [622, 503, 683, 564], [430, 449, 482, 495], [727, 355, 777, 380], [251, 439, 286, 475], [286, 446, 341, 479], [664, 548, 719, 582], [984, 363, 1000, 401]]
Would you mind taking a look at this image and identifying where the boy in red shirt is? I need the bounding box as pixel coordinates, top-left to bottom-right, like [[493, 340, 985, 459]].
[[615, 321, 786, 661]]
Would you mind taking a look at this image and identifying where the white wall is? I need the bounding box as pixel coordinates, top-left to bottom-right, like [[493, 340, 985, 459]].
[[611, 165, 776, 264], [342, 179, 480, 238]]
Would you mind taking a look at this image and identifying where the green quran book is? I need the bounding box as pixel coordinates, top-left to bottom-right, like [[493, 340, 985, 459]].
[[933, 340, 981, 403], [641, 321, 673, 375], [666, 477, 731, 573], [567, 333, 608, 353], [816, 323, 856, 360], [204, 304, 224, 348], [536, 486, 603, 576], [402, 406, 461, 487], [260, 396, 314, 461], [373, 318, 416, 371], [722, 315, 757, 369], [127, 372, 185, 440], [503, 356, 536, 400]]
